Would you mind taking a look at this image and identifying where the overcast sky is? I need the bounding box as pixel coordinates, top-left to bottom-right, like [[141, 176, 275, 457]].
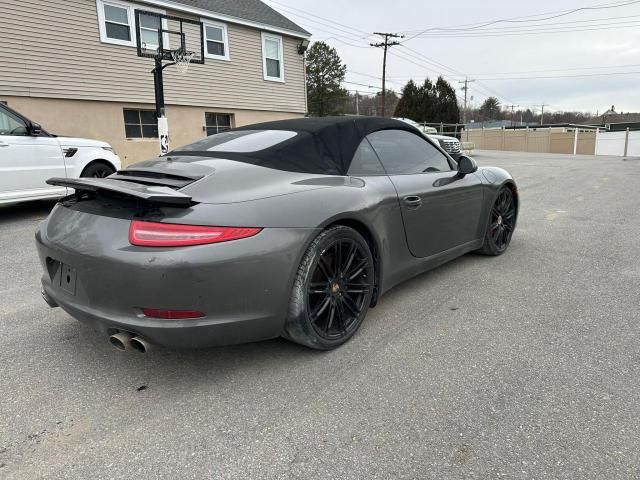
[[265, 0, 640, 115]]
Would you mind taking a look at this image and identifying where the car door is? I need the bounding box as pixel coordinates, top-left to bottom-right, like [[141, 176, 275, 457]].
[[0, 105, 66, 202], [367, 129, 484, 258]]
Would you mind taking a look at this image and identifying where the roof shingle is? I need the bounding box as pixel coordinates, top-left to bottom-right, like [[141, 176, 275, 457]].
[[168, 0, 310, 36]]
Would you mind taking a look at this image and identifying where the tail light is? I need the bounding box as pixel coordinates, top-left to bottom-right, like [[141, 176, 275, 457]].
[[129, 221, 261, 247]]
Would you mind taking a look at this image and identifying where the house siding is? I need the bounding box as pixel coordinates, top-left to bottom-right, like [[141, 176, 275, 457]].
[[0, 96, 304, 166], [0, 0, 306, 113]]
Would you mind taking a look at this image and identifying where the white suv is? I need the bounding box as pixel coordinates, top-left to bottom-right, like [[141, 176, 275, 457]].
[[0, 104, 121, 205], [393, 117, 462, 160]]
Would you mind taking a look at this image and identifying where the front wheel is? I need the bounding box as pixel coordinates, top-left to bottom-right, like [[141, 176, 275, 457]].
[[80, 162, 115, 178], [284, 226, 375, 350], [477, 186, 517, 256]]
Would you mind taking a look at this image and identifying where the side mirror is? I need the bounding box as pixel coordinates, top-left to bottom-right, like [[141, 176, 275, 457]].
[[30, 123, 42, 136], [457, 155, 478, 176]]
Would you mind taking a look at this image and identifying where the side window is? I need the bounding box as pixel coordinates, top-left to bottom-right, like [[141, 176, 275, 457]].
[[123, 109, 158, 138], [367, 129, 452, 175], [97, 0, 134, 46], [205, 113, 233, 135], [204, 22, 230, 60], [138, 13, 163, 52], [348, 138, 386, 176], [0, 108, 28, 136], [261, 33, 284, 82]]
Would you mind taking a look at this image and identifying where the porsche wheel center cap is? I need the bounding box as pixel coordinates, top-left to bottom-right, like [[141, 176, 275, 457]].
[[331, 282, 341, 294], [497, 215, 503, 225]]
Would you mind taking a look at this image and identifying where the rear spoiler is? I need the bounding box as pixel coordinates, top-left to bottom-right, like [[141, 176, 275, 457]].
[[47, 177, 193, 206]]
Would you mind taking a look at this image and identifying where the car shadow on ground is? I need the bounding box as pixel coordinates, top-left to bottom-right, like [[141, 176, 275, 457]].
[[40, 243, 517, 393], [0, 199, 57, 224]]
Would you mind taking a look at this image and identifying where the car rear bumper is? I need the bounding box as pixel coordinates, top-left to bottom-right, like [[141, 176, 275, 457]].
[[36, 204, 318, 349]]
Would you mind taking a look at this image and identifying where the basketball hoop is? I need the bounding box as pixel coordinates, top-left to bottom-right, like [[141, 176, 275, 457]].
[[171, 49, 195, 74], [134, 10, 205, 154]]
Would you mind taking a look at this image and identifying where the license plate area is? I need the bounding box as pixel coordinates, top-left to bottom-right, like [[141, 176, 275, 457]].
[[60, 264, 77, 296]]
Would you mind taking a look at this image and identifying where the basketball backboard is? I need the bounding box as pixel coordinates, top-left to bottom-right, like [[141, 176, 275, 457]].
[[134, 10, 205, 66]]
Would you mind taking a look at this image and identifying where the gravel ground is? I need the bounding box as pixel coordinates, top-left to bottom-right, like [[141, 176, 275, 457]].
[[0, 151, 639, 479]]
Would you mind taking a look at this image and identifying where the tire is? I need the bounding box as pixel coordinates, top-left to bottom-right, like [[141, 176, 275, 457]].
[[477, 186, 517, 256], [80, 162, 115, 178], [284, 226, 375, 350]]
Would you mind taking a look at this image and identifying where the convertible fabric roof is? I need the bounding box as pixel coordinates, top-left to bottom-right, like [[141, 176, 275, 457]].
[[171, 116, 421, 175]]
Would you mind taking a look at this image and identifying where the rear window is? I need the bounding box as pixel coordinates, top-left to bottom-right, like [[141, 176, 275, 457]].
[[179, 130, 297, 153]]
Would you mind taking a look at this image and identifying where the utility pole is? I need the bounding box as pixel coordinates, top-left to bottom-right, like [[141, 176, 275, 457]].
[[355, 90, 360, 116], [536, 103, 549, 125], [371, 32, 403, 117], [458, 78, 475, 125], [506, 104, 519, 127]]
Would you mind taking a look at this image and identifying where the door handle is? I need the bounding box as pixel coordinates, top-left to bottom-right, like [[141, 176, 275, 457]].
[[403, 195, 423, 207], [0, 142, 9, 147]]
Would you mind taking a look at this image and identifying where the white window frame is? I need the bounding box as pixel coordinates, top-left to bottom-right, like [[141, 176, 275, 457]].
[[261, 32, 285, 83], [97, 0, 136, 47], [202, 20, 230, 61], [96, 0, 167, 49]]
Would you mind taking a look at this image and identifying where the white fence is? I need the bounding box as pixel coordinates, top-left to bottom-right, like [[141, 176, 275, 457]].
[[596, 130, 640, 157]]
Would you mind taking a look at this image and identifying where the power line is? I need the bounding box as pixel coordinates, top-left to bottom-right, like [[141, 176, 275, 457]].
[[465, 62, 640, 76], [394, 45, 518, 104], [398, 45, 465, 78], [370, 33, 404, 116], [265, 0, 575, 111], [387, 50, 460, 80], [343, 80, 381, 90], [266, 0, 519, 107], [472, 70, 640, 81], [404, 12, 640, 33], [401, 0, 640, 40], [406, 21, 640, 38], [264, 0, 373, 38], [386, 49, 516, 106], [405, 16, 640, 36]]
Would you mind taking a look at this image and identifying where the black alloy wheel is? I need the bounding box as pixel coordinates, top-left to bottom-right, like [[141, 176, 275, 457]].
[[81, 162, 115, 178], [478, 186, 517, 255], [307, 238, 371, 340], [285, 226, 374, 350]]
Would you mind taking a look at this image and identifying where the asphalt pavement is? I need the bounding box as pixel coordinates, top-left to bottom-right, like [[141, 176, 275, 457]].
[[1, 151, 639, 479]]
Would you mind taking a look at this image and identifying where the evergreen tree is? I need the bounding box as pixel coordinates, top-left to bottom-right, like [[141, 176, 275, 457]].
[[434, 76, 460, 124], [394, 77, 459, 123], [417, 78, 437, 122], [394, 80, 420, 119], [305, 41, 348, 116], [479, 96, 501, 121]]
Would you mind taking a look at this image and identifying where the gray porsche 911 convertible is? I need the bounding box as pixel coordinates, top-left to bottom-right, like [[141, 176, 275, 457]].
[[36, 117, 518, 352]]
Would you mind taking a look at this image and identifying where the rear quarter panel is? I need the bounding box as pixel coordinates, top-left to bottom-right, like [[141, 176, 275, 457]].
[[166, 175, 416, 296]]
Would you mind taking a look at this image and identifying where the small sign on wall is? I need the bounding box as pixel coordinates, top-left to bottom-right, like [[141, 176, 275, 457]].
[[158, 116, 169, 155]]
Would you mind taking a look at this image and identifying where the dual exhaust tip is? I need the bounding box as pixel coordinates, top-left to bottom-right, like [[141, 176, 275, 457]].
[[109, 332, 151, 354]]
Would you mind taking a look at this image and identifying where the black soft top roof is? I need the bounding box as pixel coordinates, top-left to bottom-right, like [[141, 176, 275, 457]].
[[171, 116, 421, 175]]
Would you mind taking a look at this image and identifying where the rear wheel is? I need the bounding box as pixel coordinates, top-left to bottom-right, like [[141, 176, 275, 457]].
[[284, 226, 374, 350], [477, 186, 517, 256], [81, 162, 115, 178]]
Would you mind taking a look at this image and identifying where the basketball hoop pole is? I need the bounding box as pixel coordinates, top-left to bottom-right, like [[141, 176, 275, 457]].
[[153, 58, 166, 119], [152, 58, 170, 155]]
